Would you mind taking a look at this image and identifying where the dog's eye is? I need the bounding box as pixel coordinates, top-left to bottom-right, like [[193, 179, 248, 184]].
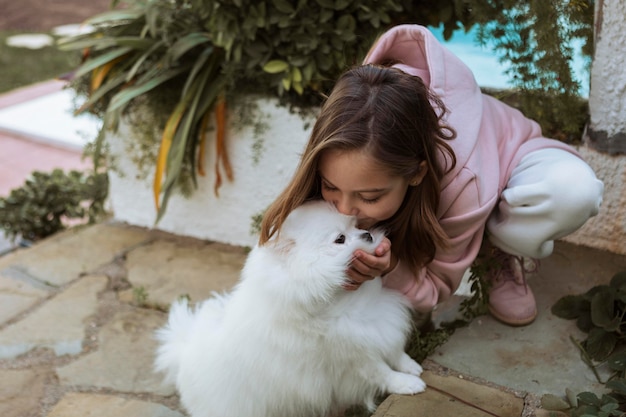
[[334, 234, 346, 244]]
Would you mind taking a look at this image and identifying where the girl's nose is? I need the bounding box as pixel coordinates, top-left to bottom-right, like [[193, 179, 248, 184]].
[[334, 197, 358, 216]]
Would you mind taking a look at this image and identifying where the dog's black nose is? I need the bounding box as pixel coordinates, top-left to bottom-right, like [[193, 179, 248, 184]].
[[360, 232, 373, 243]]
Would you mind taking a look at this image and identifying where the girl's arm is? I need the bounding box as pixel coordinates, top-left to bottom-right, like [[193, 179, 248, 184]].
[[384, 181, 495, 311]]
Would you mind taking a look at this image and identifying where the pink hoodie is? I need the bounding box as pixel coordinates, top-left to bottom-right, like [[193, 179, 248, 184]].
[[364, 24, 580, 311]]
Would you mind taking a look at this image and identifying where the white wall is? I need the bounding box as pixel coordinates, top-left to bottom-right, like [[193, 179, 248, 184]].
[[587, 0, 626, 154], [564, 0, 626, 255], [562, 146, 626, 255], [108, 98, 626, 255], [107, 98, 314, 248]]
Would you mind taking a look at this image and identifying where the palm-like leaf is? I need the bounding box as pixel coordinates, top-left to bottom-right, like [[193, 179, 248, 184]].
[[60, 0, 227, 219]]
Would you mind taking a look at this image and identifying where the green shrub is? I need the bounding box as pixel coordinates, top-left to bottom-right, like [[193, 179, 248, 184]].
[[58, 0, 592, 220], [0, 169, 108, 242]]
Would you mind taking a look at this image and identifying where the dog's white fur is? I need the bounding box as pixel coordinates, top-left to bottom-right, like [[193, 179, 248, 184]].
[[154, 200, 425, 417]]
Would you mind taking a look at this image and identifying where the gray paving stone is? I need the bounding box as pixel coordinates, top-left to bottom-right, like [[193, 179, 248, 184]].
[[373, 371, 524, 417], [0, 220, 619, 417], [56, 308, 173, 395], [125, 239, 245, 307], [433, 242, 626, 397], [47, 392, 184, 417], [374, 392, 490, 417], [0, 268, 50, 325], [0, 368, 48, 417], [0, 275, 106, 359], [6, 223, 150, 287]]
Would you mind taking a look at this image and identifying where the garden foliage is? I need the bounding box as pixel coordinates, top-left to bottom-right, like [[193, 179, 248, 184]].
[[0, 169, 108, 242], [58, 0, 592, 220], [550, 271, 626, 416]]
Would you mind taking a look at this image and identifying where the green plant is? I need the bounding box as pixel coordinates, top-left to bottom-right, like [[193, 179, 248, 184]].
[[131, 285, 175, 312], [542, 390, 625, 417], [133, 285, 149, 306], [484, 87, 589, 145], [58, 0, 593, 221], [552, 272, 626, 367], [543, 271, 626, 416], [464, 0, 593, 142], [58, 0, 450, 220], [458, 251, 494, 320], [0, 169, 108, 242], [405, 256, 492, 363]]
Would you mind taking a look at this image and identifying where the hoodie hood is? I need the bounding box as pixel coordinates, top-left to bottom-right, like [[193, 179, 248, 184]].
[[363, 24, 484, 188]]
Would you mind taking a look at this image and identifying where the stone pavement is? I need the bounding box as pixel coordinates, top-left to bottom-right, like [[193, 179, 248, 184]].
[[0, 221, 625, 417]]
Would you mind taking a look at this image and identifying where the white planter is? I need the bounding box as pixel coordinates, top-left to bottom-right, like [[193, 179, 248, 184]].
[[106, 97, 315, 248], [105, 97, 626, 255]]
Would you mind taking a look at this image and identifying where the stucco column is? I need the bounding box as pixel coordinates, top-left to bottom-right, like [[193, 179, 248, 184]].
[[586, 0, 626, 154], [562, 0, 626, 254]]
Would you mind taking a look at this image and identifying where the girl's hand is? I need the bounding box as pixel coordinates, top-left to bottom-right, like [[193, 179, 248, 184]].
[[343, 237, 394, 291]]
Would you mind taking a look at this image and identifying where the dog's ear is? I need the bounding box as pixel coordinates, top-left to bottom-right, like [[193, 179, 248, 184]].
[[270, 238, 296, 255]]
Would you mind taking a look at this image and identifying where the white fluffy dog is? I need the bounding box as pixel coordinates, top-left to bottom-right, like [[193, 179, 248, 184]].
[[154, 200, 425, 417]]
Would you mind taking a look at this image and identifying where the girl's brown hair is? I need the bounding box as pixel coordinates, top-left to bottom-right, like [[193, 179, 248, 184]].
[[259, 64, 456, 273]]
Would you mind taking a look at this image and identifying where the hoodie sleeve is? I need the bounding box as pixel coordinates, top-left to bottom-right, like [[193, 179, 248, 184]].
[[382, 167, 497, 312]]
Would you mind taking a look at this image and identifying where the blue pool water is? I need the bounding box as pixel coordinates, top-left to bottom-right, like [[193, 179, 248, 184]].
[[428, 25, 590, 97]]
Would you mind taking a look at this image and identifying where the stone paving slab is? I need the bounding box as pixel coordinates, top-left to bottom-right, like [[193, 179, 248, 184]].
[[57, 308, 172, 396], [0, 266, 50, 324], [0, 275, 107, 359], [47, 392, 184, 417], [434, 241, 626, 397], [124, 238, 246, 308], [1, 222, 623, 417], [373, 370, 524, 417], [2, 223, 151, 287], [0, 222, 250, 417], [0, 368, 49, 417]]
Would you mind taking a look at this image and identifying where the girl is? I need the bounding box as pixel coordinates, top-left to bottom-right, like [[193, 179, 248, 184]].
[[259, 25, 603, 326]]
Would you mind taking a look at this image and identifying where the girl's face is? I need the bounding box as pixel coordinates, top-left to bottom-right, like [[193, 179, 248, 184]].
[[318, 149, 411, 229]]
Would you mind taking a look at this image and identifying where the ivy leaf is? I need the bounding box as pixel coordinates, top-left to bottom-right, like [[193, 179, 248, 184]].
[[590, 287, 620, 331], [272, 0, 294, 14], [315, 0, 334, 8], [585, 328, 618, 361], [577, 391, 601, 407], [576, 312, 594, 333], [584, 285, 607, 301], [577, 407, 601, 417], [606, 378, 626, 396], [610, 272, 626, 303], [335, 0, 351, 11], [614, 289, 626, 305], [552, 295, 589, 319], [600, 401, 618, 412], [263, 60, 289, 74], [610, 271, 626, 290], [606, 351, 626, 371]]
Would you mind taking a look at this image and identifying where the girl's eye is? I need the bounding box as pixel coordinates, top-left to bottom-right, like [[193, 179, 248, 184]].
[[321, 182, 337, 191], [334, 234, 346, 244], [360, 195, 380, 204]]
